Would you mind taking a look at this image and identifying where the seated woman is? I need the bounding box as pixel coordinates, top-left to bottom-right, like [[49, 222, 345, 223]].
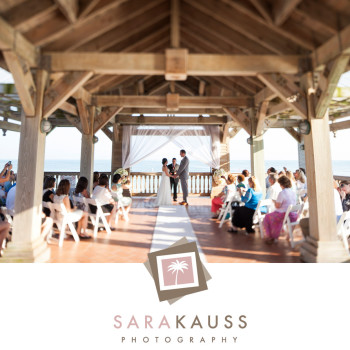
[[73, 176, 90, 211], [294, 169, 307, 191], [0, 220, 10, 257], [53, 179, 90, 239], [111, 174, 132, 216], [229, 176, 262, 234], [93, 172, 100, 190], [211, 173, 236, 217], [42, 176, 56, 217], [262, 175, 297, 244], [91, 174, 117, 229]]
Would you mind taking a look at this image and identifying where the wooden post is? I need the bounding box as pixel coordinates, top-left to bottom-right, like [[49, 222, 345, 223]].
[[298, 135, 306, 170], [300, 111, 349, 262], [3, 110, 50, 262], [80, 134, 94, 193], [219, 140, 230, 173], [250, 134, 266, 197], [111, 124, 123, 173]]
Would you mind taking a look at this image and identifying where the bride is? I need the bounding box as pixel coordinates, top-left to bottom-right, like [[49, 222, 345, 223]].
[[154, 158, 174, 206]]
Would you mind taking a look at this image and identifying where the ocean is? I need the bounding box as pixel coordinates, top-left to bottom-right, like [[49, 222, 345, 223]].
[[1, 159, 349, 176]]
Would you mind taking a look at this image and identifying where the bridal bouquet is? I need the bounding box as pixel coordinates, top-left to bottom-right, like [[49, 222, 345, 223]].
[[213, 168, 227, 185], [114, 168, 128, 183]]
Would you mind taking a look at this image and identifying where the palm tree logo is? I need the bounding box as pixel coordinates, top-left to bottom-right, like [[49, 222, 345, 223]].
[[168, 259, 189, 285]]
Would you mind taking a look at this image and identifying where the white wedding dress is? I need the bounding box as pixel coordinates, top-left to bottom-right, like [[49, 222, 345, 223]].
[[155, 171, 172, 206]]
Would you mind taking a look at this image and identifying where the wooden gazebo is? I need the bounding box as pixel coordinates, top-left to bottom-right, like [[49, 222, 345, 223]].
[[1, 0, 350, 262]]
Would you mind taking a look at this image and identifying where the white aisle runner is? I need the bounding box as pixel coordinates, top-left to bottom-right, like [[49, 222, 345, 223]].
[[150, 205, 206, 262]]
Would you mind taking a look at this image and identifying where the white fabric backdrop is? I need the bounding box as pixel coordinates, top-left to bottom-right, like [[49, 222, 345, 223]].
[[122, 125, 221, 169]]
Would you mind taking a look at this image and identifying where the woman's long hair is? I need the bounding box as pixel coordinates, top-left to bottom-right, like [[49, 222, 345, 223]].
[[75, 177, 88, 194], [56, 179, 70, 196]]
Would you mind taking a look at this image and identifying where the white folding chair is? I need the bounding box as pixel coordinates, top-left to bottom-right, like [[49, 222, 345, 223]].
[[336, 211, 350, 253], [296, 189, 307, 204], [281, 203, 304, 248], [218, 192, 241, 228], [85, 198, 112, 237], [43, 201, 80, 247], [253, 199, 274, 238], [114, 194, 129, 224]]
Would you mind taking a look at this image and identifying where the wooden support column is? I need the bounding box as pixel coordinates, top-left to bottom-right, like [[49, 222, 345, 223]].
[[80, 134, 94, 193], [250, 109, 265, 196], [79, 106, 95, 193], [111, 124, 123, 173], [300, 73, 349, 262], [220, 124, 230, 173]]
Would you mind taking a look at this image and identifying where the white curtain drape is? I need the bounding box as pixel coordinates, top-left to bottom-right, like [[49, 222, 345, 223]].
[[122, 125, 221, 170]]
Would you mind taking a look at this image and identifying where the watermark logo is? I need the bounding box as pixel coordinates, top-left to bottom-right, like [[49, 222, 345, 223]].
[[144, 237, 211, 304]]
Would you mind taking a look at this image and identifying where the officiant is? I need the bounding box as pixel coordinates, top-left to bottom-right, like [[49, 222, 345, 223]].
[[168, 158, 179, 201]]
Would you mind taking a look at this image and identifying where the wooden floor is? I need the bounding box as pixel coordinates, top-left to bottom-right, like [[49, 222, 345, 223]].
[[49, 196, 302, 263]]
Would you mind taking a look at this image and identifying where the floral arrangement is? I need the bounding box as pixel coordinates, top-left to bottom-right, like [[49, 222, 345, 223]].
[[213, 168, 227, 185], [114, 168, 128, 183]]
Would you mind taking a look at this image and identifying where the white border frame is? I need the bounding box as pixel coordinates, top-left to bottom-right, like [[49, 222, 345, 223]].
[[156, 252, 199, 291]]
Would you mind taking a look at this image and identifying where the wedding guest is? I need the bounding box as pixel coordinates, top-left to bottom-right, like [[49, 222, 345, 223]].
[[236, 174, 246, 190], [266, 173, 281, 204], [229, 176, 262, 234], [294, 169, 307, 190], [5, 182, 16, 216], [0, 220, 10, 257], [91, 174, 117, 228], [4, 171, 16, 193], [263, 175, 297, 244], [122, 177, 132, 198], [0, 162, 12, 184], [111, 173, 132, 216], [73, 177, 90, 211], [43, 176, 56, 217], [54, 179, 90, 238], [242, 170, 250, 188], [93, 171, 100, 190], [285, 171, 297, 192], [265, 167, 277, 189], [211, 173, 236, 216], [334, 180, 343, 222], [339, 180, 350, 212]]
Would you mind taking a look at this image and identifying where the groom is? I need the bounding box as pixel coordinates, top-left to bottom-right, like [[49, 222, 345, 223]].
[[176, 149, 190, 206]]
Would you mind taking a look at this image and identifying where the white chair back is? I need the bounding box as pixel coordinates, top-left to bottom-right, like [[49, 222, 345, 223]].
[[85, 198, 112, 236], [282, 203, 304, 248], [253, 199, 274, 238]]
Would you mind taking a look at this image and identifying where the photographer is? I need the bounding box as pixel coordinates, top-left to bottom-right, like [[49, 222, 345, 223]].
[[0, 162, 12, 184]]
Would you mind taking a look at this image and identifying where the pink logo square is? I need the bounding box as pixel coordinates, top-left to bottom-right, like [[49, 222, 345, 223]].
[[162, 256, 194, 286]]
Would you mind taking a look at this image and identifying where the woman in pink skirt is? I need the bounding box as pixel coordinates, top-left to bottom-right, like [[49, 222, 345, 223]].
[[211, 174, 236, 217], [263, 175, 298, 244]]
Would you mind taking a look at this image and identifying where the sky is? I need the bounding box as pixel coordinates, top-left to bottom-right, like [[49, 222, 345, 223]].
[[1, 68, 350, 163]]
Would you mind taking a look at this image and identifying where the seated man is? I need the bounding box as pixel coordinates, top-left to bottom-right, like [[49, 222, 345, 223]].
[[266, 173, 281, 205]]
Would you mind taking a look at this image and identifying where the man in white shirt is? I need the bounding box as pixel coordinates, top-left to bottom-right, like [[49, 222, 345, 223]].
[[6, 183, 16, 216], [265, 174, 281, 204]]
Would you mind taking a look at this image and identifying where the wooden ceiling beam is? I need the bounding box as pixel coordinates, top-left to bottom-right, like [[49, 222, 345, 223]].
[[273, 0, 302, 26], [45, 0, 164, 51], [55, 0, 79, 24], [255, 100, 269, 136], [101, 125, 113, 141], [266, 101, 290, 118], [285, 127, 301, 142], [45, 52, 302, 75], [254, 87, 278, 105], [93, 95, 252, 109], [0, 17, 38, 67], [187, 0, 301, 54], [118, 108, 226, 115], [59, 101, 78, 116], [115, 115, 226, 125], [223, 107, 251, 134], [76, 2, 169, 52], [79, 0, 101, 19], [171, 0, 180, 48], [330, 120, 350, 132], [257, 73, 308, 119], [220, 0, 314, 51], [42, 71, 93, 119], [94, 106, 123, 133], [3, 51, 36, 116], [248, 0, 273, 24], [0, 120, 21, 132], [2, 0, 58, 32]]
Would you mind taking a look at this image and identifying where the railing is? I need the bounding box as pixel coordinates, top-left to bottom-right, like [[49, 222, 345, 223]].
[[129, 172, 212, 196], [44, 171, 213, 196]]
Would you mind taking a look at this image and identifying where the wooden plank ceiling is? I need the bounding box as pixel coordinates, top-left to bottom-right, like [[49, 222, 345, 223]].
[[1, 0, 350, 132]]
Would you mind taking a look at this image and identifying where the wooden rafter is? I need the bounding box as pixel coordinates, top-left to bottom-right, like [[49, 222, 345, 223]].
[[316, 55, 350, 118], [0, 17, 38, 67], [254, 87, 277, 105], [255, 100, 269, 136], [93, 106, 123, 133], [257, 74, 308, 119], [0, 120, 21, 132], [59, 101, 78, 116], [76, 99, 90, 134], [79, 0, 101, 19], [285, 127, 301, 143], [55, 0, 79, 24], [101, 125, 113, 141], [42, 71, 93, 119], [115, 115, 226, 125], [223, 107, 251, 134], [65, 114, 82, 133], [3, 51, 36, 117], [273, 0, 302, 26], [330, 120, 350, 132], [248, 0, 272, 24], [171, 0, 180, 48], [266, 101, 290, 118]]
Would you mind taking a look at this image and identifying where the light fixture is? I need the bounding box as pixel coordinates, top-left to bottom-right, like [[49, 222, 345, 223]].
[[40, 119, 52, 134], [93, 135, 99, 144], [299, 120, 311, 135], [246, 136, 253, 145]]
